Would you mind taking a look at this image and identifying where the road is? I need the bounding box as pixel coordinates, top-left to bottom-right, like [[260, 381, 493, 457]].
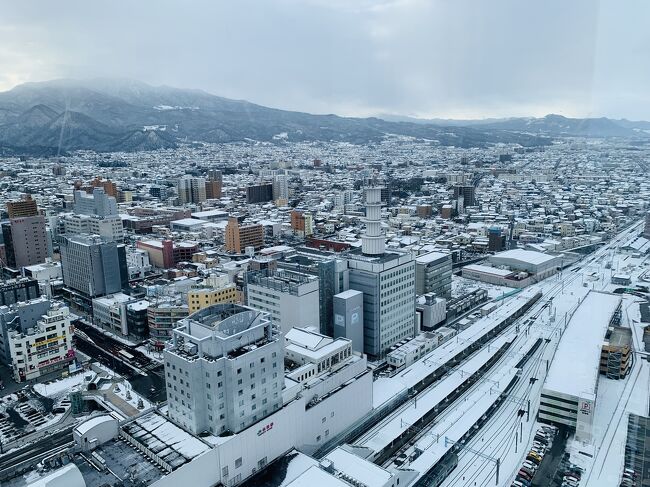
[[73, 322, 166, 403]]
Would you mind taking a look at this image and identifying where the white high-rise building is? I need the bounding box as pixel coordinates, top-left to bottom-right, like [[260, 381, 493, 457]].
[[272, 175, 289, 201], [164, 304, 284, 435], [347, 187, 416, 358], [64, 188, 124, 242], [246, 269, 319, 335], [177, 176, 207, 204]]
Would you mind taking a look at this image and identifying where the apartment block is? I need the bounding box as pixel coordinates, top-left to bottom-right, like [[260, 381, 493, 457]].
[[225, 218, 264, 254]]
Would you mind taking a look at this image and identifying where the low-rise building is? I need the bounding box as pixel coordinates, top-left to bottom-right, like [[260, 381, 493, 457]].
[[136, 239, 199, 269], [600, 326, 633, 379], [416, 292, 447, 331], [5, 301, 73, 382], [187, 275, 238, 313], [126, 248, 152, 280], [386, 329, 456, 369], [284, 327, 356, 384], [147, 299, 189, 341], [23, 260, 63, 283], [92, 292, 150, 339], [0, 277, 41, 306]]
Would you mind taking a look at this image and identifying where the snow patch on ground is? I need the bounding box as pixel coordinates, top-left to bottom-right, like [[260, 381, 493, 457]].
[[33, 372, 90, 399]]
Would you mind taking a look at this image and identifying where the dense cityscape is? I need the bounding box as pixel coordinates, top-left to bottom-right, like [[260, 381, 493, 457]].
[[2, 2, 650, 487], [0, 131, 647, 487]]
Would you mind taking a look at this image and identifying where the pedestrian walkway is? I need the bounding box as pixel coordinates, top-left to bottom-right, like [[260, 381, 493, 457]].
[[84, 385, 141, 417]]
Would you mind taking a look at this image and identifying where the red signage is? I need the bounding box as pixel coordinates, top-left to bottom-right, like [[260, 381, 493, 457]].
[[257, 422, 274, 436]]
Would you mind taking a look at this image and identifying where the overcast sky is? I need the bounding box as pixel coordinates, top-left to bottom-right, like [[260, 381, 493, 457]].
[[2, 0, 649, 120]]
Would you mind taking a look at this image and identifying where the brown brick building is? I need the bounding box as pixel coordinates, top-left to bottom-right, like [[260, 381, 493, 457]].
[[225, 218, 264, 253]]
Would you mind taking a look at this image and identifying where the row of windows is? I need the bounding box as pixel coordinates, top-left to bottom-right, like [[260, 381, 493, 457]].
[[539, 408, 577, 423], [540, 401, 577, 415], [540, 393, 579, 407]]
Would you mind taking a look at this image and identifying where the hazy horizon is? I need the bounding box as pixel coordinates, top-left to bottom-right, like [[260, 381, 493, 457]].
[[2, 0, 650, 120]]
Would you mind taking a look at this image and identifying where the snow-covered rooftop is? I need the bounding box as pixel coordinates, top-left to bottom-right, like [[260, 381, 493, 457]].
[[324, 447, 392, 487], [121, 411, 210, 470], [415, 251, 450, 264], [463, 263, 514, 277], [491, 248, 557, 265], [543, 291, 621, 399]]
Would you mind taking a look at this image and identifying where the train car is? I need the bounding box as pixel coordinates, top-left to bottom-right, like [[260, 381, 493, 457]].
[[417, 452, 458, 487], [117, 349, 135, 363]]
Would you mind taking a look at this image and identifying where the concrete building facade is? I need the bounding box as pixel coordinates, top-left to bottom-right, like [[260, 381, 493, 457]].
[[415, 251, 452, 298], [1, 299, 73, 382], [164, 304, 284, 435], [177, 176, 207, 204], [246, 269, 320, 335], [2, 215, 49, 268], [60, 235, 127, 299], [332, 289, 364, 353]]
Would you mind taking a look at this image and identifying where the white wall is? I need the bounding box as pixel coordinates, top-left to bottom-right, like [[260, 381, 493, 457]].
[[152, 447, 220, 487], [299, 370, 373, 455], [152, 368, 373, 487]]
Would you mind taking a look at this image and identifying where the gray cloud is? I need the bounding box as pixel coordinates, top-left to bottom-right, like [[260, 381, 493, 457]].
[[2, 0, 649, 119]]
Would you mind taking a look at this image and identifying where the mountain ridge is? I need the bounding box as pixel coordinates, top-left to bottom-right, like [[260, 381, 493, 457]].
[[5, 78, 634, 155], [379, 113, 650, 137]]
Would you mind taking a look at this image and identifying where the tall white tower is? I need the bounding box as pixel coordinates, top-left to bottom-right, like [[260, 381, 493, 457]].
[[362, 187, 385, 256]]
